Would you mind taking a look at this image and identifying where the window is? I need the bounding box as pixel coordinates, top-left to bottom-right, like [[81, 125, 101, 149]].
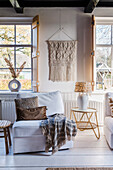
[[0, 24, 32, 90], [96, 24, 113, 90]]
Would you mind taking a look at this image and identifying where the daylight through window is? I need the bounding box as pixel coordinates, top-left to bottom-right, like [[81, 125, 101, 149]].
[[0, 25, 32, 90], [96, 24, 113, 90]]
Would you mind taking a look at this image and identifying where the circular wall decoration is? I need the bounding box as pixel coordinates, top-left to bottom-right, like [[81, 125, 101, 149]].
[[8, 79, 21, 92]]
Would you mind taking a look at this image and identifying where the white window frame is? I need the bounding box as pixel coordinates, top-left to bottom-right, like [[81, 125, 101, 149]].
[[0, 17, 33, 91], [95, 17, 113, 91]]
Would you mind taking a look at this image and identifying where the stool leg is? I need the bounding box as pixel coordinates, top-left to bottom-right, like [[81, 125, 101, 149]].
[[7, 127, 11, 146], [4, 128, 9, 154]]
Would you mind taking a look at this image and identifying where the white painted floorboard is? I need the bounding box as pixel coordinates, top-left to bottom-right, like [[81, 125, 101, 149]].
[[0, 127, 113, 170]]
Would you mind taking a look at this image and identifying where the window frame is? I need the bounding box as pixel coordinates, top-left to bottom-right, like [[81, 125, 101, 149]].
[[95, 18, 113, 91], [0, 23, 33, 91]]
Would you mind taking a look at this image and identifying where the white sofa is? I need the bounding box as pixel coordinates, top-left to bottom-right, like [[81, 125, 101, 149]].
[[12, 91, 74, 154], [104, 92, 113, 149]]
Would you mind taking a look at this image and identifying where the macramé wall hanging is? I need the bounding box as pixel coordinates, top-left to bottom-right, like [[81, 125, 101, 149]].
[[47, 28, 77, 82]]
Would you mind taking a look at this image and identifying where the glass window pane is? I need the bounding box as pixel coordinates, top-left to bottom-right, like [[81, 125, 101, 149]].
[[96, 25, 111, 44], [16, 47, 31, 68], [0, 47, 14, 68], [96, 75, 103, 90], [0, 25, 14, 44], [17, 69, 31, 90], [96, 47, 112, 68], [96, 69, 112, 90], [0, 69, 12, 90], [16, 25, 31, 44], [104, 71, 112, 90]]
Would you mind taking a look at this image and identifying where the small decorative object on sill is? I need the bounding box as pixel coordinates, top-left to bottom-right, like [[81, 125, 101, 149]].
[[4, 56, 26, 92], [8, 78, 21, 92], [75, 82, 92, 110]]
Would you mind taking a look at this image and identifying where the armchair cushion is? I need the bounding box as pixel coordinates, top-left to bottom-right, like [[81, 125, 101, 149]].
[[37, 91, 64, 116], [15, 96, 38, 109], [105, 93, 113, 117], [13, 120, 43, 137], [108, 97, 113, 117], [16, 106, 47, 121]]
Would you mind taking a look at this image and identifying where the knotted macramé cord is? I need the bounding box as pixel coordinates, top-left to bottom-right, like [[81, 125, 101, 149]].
[[47, 40, 77, 82]]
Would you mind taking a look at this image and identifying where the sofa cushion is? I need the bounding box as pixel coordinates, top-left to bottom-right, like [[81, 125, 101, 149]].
[[108, 97, 113, 117], [105, 93, 113, 117], [37, 91, 64, 116], [13, 120, 43, 137], [16, 106, 47, 121], [105, 116, 113, 133], [15, 96, 38, 109]]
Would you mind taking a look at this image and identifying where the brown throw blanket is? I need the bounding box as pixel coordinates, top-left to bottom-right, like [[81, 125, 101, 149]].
[[40, 114, 77, 154]]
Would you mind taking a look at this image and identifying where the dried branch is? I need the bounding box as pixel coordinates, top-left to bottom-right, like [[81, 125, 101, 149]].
[[4, 55, 26, 79], [16, 61, 26, 78], [4, 57, 16, 78]]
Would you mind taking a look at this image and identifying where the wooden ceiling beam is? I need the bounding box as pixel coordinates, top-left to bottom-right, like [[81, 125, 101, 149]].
[[19, 0, 89, 7], [84, 0, 100, 13], [97, 2, 113, 7], [9, 0, 23, 13]]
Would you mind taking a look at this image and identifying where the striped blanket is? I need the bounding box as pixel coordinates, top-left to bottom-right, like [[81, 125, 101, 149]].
[[40, 114, 77, 154]]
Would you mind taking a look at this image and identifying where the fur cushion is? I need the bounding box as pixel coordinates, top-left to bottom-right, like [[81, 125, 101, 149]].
[[16, 106, 47, 121], [15, 96, 38, 109]]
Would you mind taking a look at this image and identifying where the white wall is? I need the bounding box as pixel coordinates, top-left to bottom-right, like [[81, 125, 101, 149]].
[[93, 8, 113, 17], [0, 7, 92, 92]]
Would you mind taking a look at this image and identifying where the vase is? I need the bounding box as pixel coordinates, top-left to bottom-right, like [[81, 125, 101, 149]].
[[77, 93, 88, 110], [8, 78, 21, 92]]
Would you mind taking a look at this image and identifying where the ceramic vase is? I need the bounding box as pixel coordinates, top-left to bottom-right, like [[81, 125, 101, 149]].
[[8, 78, 21, 92], [77, 93, 88, 110]]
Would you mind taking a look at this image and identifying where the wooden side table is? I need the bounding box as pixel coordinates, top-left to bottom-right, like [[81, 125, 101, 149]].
[[0, 120, 11, 154], [70, 107, 100, 139]]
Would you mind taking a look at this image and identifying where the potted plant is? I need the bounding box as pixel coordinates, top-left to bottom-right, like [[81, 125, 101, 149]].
[[4, 55, 26, 92]]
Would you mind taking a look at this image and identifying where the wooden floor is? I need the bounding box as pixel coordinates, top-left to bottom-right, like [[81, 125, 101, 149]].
[[0, 127, 113, 170]]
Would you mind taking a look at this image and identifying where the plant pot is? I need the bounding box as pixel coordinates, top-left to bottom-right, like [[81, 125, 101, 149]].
[[8, 78, 21, 92]]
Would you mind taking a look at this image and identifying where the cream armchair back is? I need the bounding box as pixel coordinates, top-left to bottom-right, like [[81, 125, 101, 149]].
[[104, 92, 113, 149], [37, 91, 64, 116], [104, 92, 113, 117]]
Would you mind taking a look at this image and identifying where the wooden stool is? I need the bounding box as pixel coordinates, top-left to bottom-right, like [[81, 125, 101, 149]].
[[0, 120, 11, 154]]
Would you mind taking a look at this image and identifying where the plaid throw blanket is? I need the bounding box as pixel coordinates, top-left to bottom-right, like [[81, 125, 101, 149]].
[[40, 114, 77, 154]]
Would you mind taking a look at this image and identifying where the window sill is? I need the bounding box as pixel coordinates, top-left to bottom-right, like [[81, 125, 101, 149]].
[[92, 90, 113, 95], [0, 90, 34, 94]]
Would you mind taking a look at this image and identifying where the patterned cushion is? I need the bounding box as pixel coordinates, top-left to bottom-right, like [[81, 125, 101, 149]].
[[108, 97, 113, 117], [15, 96, 38, 109], [16, 106, 47, 121]]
